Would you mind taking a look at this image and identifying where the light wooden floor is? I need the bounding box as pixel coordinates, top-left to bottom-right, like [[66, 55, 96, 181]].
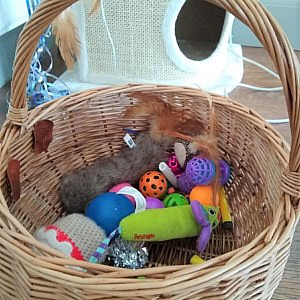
[[0, 46, 299, 299]]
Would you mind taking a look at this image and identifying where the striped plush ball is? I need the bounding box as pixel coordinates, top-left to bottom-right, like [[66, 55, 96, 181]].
[[35, 214, 106, 261]]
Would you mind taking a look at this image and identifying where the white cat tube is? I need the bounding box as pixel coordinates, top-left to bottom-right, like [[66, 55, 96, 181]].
[[162, 0, 235, 74]]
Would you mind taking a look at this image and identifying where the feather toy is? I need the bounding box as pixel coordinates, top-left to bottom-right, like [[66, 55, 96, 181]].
[[125, 92, 204, 143], [52, 8, 80, 70]]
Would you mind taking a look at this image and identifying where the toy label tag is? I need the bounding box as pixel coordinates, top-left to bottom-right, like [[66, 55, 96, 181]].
[[123, 133, 136, 149]]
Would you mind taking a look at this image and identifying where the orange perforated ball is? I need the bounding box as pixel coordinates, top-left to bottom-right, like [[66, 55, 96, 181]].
[[139, 171, 168, 199], [190, 185, 219, 206]]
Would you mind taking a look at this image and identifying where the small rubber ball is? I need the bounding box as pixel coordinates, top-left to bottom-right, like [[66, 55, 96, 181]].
[[186, 157, 216, 185], [163, 193, 189, 207], [190, 185, 220, 207], [139, 171, 167, 199]]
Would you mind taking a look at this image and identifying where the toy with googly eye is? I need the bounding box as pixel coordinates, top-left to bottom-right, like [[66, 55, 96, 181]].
[[190, 185, 233, 230], [139, 171, 168, 199], [120, 201, 218, 252]]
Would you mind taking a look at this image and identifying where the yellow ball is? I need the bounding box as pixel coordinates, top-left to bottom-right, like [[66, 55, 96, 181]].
[[190, 255, 205, 265]]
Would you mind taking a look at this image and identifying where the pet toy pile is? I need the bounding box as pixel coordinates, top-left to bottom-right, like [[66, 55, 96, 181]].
[[34, 92, 234, 269]]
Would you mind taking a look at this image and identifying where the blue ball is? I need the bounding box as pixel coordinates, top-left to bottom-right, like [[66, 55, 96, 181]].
[[85, 192, 135, 235]]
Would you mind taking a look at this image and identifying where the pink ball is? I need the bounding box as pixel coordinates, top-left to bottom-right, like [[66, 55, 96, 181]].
[[146, 197, 165, 209], [109, 183, 136, 206]]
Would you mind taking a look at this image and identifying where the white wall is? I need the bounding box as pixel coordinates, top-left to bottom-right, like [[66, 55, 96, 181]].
[[0, 0, 28, 87], [0, 0, 28, 36], [232, 0, 300, 50], [0, 25, 24, 88]]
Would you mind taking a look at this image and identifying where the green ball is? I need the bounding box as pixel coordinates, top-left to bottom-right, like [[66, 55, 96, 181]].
[[163, 193, 189, 207]]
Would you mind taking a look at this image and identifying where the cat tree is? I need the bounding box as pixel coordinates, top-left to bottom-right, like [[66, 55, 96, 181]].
[[60, 0, 243, 95]]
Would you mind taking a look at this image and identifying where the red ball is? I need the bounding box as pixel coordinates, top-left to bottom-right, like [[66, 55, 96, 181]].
[[139, 171, 167, 199]]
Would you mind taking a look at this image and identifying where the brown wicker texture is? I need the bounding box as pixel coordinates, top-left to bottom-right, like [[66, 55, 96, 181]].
[[0, 0, 299, 299]]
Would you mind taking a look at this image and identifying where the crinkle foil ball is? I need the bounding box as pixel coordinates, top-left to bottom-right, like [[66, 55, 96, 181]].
[[106, 237, 148, 269]]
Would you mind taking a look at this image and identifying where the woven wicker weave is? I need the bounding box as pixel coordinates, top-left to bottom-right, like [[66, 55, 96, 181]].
[[0, 0, 299, 299]]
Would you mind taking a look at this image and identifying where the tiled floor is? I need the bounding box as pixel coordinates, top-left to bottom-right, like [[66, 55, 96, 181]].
[[0, 46, 299, 299]]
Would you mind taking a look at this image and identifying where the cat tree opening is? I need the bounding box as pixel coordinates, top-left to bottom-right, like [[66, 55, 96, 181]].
[[175, 0, 226, 61]]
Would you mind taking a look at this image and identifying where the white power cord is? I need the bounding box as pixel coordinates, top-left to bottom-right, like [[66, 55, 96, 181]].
[[238, 83, 283, 92], [229, 34, 288, 124], [239, 56, 283, 92], [100, 0, 117, 71], [242, 56, 280, 79], [265, 118, 289, 124]]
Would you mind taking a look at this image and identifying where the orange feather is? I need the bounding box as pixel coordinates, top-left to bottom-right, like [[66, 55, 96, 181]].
[[52, 8, 80, 70], [125, 92, 203, 140]]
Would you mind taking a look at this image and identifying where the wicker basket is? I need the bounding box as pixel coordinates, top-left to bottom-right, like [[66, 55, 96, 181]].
[[0, 0, 299, 299]]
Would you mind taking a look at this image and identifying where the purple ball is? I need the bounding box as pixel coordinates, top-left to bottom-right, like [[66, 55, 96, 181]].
[[220, 159, 231, 185], [146, 197, 165, 209], [178, 172, 195, 194], [186, 157, 216, 185]]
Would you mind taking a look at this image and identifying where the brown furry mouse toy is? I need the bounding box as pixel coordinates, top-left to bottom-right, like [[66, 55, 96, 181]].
[[60, 133, 169, 213]]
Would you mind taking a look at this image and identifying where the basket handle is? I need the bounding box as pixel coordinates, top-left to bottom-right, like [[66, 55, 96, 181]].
[[10, 1, 300, 186]]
